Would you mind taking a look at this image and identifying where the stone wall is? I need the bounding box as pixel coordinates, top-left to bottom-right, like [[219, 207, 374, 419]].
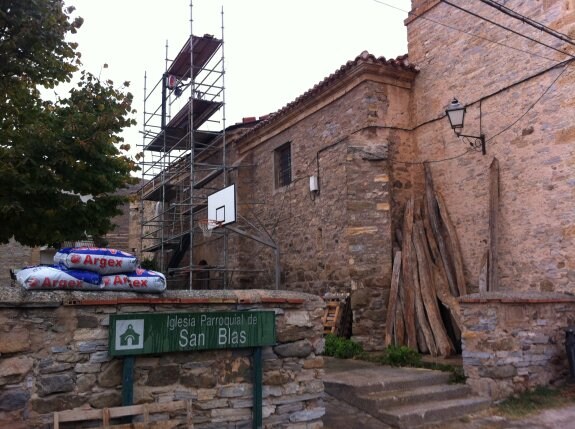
[[460, 292, 575, 400], [404, 0, 575, 292], [0, 288, 324, 429], [221, 66, 414, 350], [222, 81, 406, 349]]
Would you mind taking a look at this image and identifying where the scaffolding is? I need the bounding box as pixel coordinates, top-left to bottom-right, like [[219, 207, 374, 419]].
[[138, 7, 228, 289]]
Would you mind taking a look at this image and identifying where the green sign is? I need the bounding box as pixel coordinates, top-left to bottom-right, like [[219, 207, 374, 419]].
[[108, 311, 276, 356]]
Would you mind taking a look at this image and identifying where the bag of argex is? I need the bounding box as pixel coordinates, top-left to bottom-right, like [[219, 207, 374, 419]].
[[16, 265, 101, 290], [54, 247, 138, 275], [128, 269, 166, 292], [101, 269, 166, 293]]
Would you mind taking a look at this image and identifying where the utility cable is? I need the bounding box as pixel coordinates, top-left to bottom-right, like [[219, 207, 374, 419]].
[[487, 62, 570, 143], [441, 0, 575, 59], [373, 0, 560, 62], [478, 0, 575, 46]]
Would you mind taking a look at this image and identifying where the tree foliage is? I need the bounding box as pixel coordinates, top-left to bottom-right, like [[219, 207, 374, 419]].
[[0, 0, 138, 246]]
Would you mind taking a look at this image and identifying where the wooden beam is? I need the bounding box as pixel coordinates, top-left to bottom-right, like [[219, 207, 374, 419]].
[[424, 163, 459, 297], [488, 158, 500, 291], [411, 235, 436, 356], [413, 221, 455, 357], [400, 198, 418, 350], [54, 400, 191, 424], [385, 251, 402, 347], [436, 191, 467, 296]]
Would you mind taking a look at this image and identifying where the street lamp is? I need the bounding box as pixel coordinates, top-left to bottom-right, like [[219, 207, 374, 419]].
[[445, 98, 486, 155]]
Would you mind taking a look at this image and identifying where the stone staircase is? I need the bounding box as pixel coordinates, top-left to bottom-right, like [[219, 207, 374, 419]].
[[324, 358, 491, 428]]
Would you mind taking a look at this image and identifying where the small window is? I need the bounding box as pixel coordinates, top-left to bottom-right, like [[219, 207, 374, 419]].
[[274, 142, 292, 188]]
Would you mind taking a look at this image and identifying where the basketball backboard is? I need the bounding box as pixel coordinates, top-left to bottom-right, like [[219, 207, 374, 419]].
[[206, 184, 236, 229]]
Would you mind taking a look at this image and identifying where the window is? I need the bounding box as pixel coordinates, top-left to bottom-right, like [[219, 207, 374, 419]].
[[274, 142, 292, 188]]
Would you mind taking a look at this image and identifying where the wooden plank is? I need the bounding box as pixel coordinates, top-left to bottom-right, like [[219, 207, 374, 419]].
[[488, 157, 500, 291], [435, 191, 467, 296], [395, 272, 406, 346], [411, 235, 436, 356], [413, 220, 455, 357], [479, 250, 488, 294], [421, 197, 441, 264], [55, 400, 190, 424], [400, 198, 418, 350], [96, 422, 181, 429], [385, 250, 402, 347], [424, 163, 459, 297], [431, 262, 463, 333]]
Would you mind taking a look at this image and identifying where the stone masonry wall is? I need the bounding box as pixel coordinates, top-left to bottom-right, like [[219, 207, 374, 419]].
[[405, 0, 575, 292], [460, 292, 575, 400], [227, 77, 413, 349], [0, 288, 324, 429]]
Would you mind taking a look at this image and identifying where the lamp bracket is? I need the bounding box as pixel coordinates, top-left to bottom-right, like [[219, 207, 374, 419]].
[[458, 134, 486, 155]]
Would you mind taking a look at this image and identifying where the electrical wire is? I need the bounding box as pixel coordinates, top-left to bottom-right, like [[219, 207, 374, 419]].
[[487, 62, 571, 143], [478, 0, 575, 46], [440, 0, 575, 59], [372, 0, 561, 62]]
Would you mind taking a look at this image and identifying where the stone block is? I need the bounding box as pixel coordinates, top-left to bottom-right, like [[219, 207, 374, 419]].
[[277, 326, 315, 343], [74, 328, 108, 341], [196, 388, 217, 401], [210, 407, 252, 422], [218, 384, 252, 398], [284, 311, 312, 327], [276, 401, 304, 414], [196, 398, 229, 410], [30, 393, 85, 414], [98, 359, 122, 388], [77, 315, 100, 329], [77, 339, 108, 353], [274, 340, 313, 358], [0, 357, 33, 384], [289, 407, 325, 422], [146, 364, 180, 386], [75, 362, 102, 373], [77, 374, 97, 393], [89, 351, 111, 363], [302, 357, 323, 370], [89, 391, 122, 409], [37, 373, 75, 396], [54, 352, 84, 363], [38, 358, 73, 374], [0, 329, 30, 353], [264, 370, 292, 385], [181, 372, 217, 389], [0, 390, 29, 411]]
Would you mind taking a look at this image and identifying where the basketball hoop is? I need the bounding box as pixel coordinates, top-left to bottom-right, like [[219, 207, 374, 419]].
[[198, 219, 222, 238]]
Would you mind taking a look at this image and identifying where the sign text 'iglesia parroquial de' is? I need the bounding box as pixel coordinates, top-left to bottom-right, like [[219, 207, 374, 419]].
[[108, 311, 276, 356]]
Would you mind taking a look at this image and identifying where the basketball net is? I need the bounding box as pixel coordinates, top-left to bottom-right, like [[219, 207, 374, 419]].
[[198, 219, 222, 238]]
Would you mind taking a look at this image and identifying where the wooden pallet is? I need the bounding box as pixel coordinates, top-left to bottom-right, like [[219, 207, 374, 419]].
[[53, 400, 192, 429], [323, 300, 343, 335]]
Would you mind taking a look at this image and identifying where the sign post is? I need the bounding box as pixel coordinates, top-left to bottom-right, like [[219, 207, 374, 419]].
[[109, 310, 275, 356], [109, 310, 275, 428]]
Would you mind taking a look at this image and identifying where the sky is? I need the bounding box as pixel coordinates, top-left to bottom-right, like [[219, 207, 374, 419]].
[[66, 0, 412, 153]]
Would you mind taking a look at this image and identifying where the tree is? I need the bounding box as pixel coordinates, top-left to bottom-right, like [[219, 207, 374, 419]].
[[0, 0, 139, 246]]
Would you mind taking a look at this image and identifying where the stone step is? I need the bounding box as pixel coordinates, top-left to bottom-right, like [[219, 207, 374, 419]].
[[324, 366, 451, 398], [323, 358, 492, 429], [375, 396, 492, 428], [356, 383, 473, 410]]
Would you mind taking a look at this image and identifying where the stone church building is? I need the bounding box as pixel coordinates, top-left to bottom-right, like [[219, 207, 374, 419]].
[[190, 0, 575, 397], [198, 0, 575, 357], [2, 0, 575, 401]]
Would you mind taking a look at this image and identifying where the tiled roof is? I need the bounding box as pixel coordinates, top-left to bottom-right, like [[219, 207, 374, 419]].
[[236, 51, 419, 143]]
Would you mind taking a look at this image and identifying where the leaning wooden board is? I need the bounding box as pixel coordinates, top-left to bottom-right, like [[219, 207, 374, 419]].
[[53, 400, 192, 429]]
